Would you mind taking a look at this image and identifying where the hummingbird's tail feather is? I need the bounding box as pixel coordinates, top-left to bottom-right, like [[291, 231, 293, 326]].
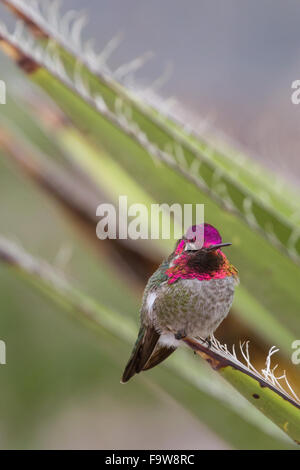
[[121, 326, 160, 383], [142, 345, 176, 371]]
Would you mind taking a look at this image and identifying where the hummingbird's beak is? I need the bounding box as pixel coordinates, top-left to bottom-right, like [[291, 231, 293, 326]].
[[207, 242, 232, 251]]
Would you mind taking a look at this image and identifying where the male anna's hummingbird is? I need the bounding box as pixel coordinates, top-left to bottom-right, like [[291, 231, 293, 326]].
[[121, 223, 238, 383]]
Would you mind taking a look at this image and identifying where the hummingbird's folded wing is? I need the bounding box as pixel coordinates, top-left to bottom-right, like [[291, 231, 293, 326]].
[[142, 344, 176, 371], [121, 325, 160, 383]]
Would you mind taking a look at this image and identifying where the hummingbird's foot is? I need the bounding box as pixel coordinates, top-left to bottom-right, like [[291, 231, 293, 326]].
[[174, 329, 187, 340], [198, 336, 212, 348]]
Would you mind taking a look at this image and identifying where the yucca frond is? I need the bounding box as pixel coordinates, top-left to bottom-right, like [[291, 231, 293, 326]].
[[0, 5, 299, 264]]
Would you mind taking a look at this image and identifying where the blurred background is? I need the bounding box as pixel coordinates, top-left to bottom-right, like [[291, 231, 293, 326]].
[[0, 0, 299, 450]]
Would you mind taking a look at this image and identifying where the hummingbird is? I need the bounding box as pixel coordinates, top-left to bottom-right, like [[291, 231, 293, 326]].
[[121, 223, 238, 383]]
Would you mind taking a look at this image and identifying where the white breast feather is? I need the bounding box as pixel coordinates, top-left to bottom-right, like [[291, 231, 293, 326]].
[[146, 292, 157, 316]]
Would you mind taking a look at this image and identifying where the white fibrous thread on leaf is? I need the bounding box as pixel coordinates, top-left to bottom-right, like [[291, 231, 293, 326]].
[[203, 335, 300, 406]]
